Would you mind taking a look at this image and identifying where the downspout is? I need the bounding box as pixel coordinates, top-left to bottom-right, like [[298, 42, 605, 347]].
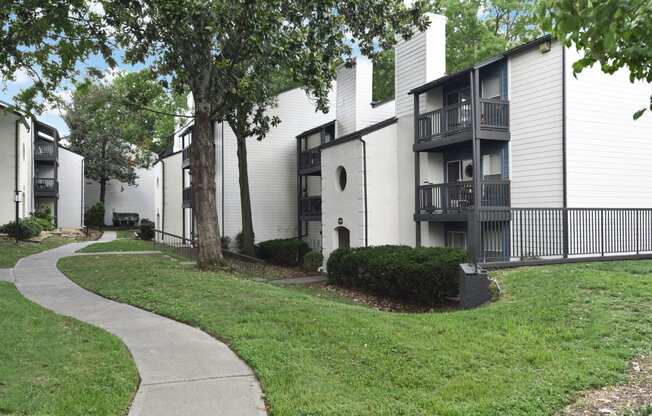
[[357, 136, 368, 247], [14, 119, 20, 236]]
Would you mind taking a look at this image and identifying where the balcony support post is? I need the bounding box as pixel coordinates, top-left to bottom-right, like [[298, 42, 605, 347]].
[[414, 92, 421, 247], [470, 69, 483, 267]]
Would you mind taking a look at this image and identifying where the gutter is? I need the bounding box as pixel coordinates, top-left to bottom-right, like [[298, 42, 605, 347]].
[[357, 137, 369, 246]]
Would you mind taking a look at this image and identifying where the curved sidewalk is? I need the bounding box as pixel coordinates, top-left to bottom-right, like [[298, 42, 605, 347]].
[[13, 231, 267, 416]]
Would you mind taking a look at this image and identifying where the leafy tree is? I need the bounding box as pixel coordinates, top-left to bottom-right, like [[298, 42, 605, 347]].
[[101, 0, 428, 268], [0, 1, 113, 114], [64, 72, 182, 204], [538, 0, 652, 119], [372, 0, 542, 102]]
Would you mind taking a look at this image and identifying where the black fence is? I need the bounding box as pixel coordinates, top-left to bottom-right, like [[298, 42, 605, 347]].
[[476, 207, 652, 265], [153, 229, 270, 277], [418, 180, 510, 213], [299, 149, 321, 171]]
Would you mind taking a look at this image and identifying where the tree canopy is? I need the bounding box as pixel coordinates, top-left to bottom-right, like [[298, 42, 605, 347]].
[[538, 0, 652, 119], [64, 70, 183, 203]]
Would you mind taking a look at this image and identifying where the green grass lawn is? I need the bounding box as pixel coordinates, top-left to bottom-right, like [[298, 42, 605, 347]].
[[0, 236, 77, 268], [115, 229, 137, 239], [78, 239, 155, 253], [58, 254, 652, 416], [0, 282, 138, 415]]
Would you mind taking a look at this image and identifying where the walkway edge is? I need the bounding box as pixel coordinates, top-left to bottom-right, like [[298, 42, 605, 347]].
[[13, 232, 267, 416]]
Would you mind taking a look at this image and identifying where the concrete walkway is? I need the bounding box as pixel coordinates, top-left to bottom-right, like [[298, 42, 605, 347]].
[[271, 275, 327, 285], [0, 268, 14, 282], [13, 231, 267, 416]]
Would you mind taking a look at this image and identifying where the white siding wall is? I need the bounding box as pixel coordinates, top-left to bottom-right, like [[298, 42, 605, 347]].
[[153, 162, 163, 231], [218, 87, 335, 243], [85, 166, 158, 226], [0, 113, 17, 224], [565, 47, 652, 207], [365, 124, 400, 245], [19, 121, 33, 217], [509, 41, 564, 207], [162, 153, 183, 236], [57, 147, 84, 228], [321, 140, 365, 262]]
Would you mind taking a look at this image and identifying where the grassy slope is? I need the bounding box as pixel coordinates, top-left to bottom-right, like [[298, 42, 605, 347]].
[[78, 239, 155, 253], [59, 254, 652, 416], [0, 282, 138, 416], [0, 236, 76, 268]]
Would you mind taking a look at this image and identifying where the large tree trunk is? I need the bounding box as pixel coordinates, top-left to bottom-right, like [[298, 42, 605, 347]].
[[235, 134, 256, 257], [191, 97, 225, 269]]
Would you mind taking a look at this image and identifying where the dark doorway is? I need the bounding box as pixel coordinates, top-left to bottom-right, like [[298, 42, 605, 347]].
[[336, 226, 350, 249]]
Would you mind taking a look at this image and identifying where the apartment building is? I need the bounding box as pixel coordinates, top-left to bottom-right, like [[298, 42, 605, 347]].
[[154, 86, 335, 245], [0, 102, 85, 229], [298, 13, 652, 266]]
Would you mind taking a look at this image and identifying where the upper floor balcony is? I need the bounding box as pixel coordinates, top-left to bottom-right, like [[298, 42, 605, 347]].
[[182, 186, 192, 208], [34, 138, 57, 162], [299, 149, 321, 175], [414, 98, 509, 151], [182, 146, 191, 169], [299, 196, 321, 221], [34, 177, 58, 197], [415, 179, 510, 222]]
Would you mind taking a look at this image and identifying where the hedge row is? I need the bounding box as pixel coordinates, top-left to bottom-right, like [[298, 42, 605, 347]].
[[327, 245, 467, 304], [257, 238, 311, 267]]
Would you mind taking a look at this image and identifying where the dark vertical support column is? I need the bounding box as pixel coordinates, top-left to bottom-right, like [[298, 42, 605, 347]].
[[414, 93, 421, 247], [470, 70, 482, 266], [296, 138, 302, 240]]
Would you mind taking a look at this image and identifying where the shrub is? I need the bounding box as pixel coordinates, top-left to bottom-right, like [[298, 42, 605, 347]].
[[85, 203, 105, 228], [138, 219, 155, 241], [327, 245, 467, 304], [221, 236, 232, 250], [303, 251, 323, 272], [257, 238, 311, 267], [33, 207, 55, 231], [0, 217, 43, 240]]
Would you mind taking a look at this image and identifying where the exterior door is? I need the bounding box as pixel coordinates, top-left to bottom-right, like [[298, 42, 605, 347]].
[[336, 227, 350, 249]]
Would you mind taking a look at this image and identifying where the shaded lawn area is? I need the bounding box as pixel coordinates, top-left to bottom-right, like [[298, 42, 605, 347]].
[[0, 236, 77, 268], [116, 229, 137, 239], [0, 282, 138, 415], [78, 239, 155, 253], [59, 254, 652, 416]]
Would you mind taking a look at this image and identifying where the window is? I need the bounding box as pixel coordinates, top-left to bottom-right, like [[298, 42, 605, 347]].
[[447, 231, 467, 249], [482, 152, 502, 179], [336, 166, 347, 191]]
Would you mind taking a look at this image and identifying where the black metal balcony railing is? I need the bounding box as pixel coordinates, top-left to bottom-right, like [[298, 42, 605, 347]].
[[479, 98, 509, 129], [300, 196, 322, 218], [182, 147, 191, 168], [299, 149, 321, 172], [34, 140, 56, 160], [416, 99, 509, 142], [417, 180, 510, 213], [182, 187, 192, 207], [34, 178, 58, 194]]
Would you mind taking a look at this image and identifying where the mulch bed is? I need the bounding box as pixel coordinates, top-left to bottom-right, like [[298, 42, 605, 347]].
[[561, 355, 652, 416], [305, 282, 461, 313]]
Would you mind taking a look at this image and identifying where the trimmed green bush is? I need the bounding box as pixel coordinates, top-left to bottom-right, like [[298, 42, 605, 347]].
[[327, 245, 467, 304], [0, 218, 43, 240], [257, 238, 310, 267], [85, 203, 105, 228], [33, 207, 55, 231], [138, 219, 155, 241], [303, 251, 323, 272]]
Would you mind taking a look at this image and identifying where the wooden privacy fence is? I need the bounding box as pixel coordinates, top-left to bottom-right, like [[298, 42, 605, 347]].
[[476, 207, 652, 266]]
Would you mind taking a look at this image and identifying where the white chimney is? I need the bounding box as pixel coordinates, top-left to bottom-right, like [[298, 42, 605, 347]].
[[335, 55, 374, 137], [395, 13, 446, 117]]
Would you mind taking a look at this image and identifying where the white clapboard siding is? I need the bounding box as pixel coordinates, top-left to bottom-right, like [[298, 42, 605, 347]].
[[57, 147, 84, 228], [509, 41, 564, 207], [565, 46, 652, 208]]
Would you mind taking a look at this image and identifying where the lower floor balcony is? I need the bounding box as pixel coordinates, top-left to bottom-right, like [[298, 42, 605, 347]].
[[34, 178, 58, 197], [415, 180, 510, 222], [182, 187, 192, 208], [300, 196, 321, 221]]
